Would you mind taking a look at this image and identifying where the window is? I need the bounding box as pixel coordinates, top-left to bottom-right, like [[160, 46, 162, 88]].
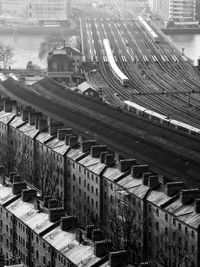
[[178, 223, 182, 230], [156, 237, 159, 245], [173, 218, 176, 226], [96, 188, 98, 196], [156, 222, 159, 232], [43, 256, 46, 264], [191, 230, 195, 239], [165, 213, 168, 221], [165, 227, 168, 236], [156, 208, 159, 217], [185, 227, 188, 235], [148, 218, 152, 227], [79, 177, 81, 185], [191, 245, 195, 253], [96, 176, 98, 184], [148, 204, 152, 212], [148, 232, 152, 241]]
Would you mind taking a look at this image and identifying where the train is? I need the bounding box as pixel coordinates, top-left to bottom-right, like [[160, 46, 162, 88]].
[[124, 100, 200, 136], [103, 39, 129, 86], [0, 73, 7, 81], [138, 16, 159, 43]]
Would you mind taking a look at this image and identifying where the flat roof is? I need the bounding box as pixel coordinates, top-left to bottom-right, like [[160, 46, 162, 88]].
[[43, 226, 102, 267], [6, 198, 54, 234]]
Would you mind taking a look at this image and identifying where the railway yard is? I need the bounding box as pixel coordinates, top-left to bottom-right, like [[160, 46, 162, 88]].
[[82, 16, 200, 132], [0, 5, 200, 189]]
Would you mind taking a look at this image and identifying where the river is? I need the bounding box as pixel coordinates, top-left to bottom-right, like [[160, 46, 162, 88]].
[[167, 34, 200, 65], [0, 31, 199, 69]]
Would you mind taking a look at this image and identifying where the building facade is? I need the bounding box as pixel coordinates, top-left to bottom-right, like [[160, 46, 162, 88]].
[[149, 0, 198, 27], [0, 90, 200, 266], [0, 0, 71, 24]]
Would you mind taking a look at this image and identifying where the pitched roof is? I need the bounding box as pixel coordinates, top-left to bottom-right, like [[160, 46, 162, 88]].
[[78, 82, 96, 93]]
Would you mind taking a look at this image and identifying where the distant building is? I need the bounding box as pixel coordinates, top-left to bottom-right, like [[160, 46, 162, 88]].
[[47, 46, 82, 81], [0, 0, 72, 24], [149, 0, 198, 27], [78, 82, 99, 97]]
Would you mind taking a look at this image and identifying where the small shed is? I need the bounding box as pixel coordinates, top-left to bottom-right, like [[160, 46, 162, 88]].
[[78, 82, 98, 97]]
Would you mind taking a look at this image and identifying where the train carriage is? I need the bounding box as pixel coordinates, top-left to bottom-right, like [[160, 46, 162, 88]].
[[103, 39, 129, 86], [138, 16, 159, 43], [144, 109, 170, 125], [124, 100, 146, 115], [170, 120, 200, 135]]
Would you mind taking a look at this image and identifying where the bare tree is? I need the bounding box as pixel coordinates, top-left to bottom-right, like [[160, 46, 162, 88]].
[[38, 35, 65, 60], [156, 232, 192, 267], [107, 192, 142, 263], [35, 153, 59, 201], [0, 44, 14, 69], [0, 135, 16, 175]]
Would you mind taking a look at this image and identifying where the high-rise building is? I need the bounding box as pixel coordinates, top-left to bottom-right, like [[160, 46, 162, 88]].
[[0, 0, 71, 24], [149, 0, 198, 27]]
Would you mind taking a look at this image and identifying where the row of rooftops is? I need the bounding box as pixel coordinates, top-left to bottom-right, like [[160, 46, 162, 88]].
[[0, 98, 200, 230], [0, 172, 129, 267]]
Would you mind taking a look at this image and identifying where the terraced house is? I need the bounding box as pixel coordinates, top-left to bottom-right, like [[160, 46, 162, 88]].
[[0, 95, 200, 266]]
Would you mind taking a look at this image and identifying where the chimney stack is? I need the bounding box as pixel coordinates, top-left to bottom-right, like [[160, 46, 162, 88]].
[[36, 119, 47, 132], [80, 140, 97, 153], [48, 199, 59, 209], [9, 172, 17, 183], [48, 208, 65, 223], [148, 175, 159, 189], [21, 107, 33, 121], [48, 121, 64, 135], [57, 129, 72, 141], [105, 154, 115, 166], [119, 159, 136, 172], [86, 225, 95, 239], [28, 112, 42, 125], [195, 199, 200, 213], [60, 216, 78, 231], [69, 136, 78, 147], [131, 165, 149, 178], [165, 182, 184, 197], [90, 145, 107, 158], [180, 189, 200, 204], [109, 251, 128, 267], [94, 240, 112, 257], [92, 229, 104, 242], [21, 189, 37, 202], [142, 172, 151, 186], [4, 100, 16, 112], [12, 181, 27, 195]]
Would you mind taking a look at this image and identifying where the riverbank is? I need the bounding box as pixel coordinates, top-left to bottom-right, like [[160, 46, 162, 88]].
[[162, 27, 200, 35], [0, 25, 80, 35]]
